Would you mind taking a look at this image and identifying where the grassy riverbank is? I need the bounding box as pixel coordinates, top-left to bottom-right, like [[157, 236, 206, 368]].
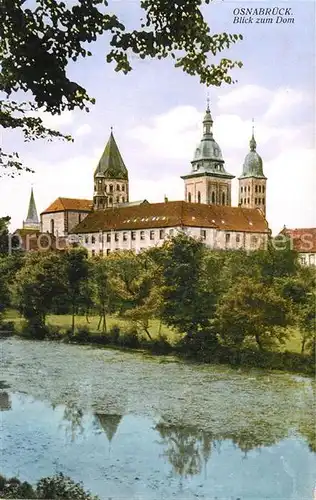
[[2, 310, 314, 377]]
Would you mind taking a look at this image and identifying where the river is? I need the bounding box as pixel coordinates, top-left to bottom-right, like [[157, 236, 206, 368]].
[[1, 337, 315, 499]]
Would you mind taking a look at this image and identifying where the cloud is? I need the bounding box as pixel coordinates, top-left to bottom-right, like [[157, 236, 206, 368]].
[[75, 124, 92, 137], [37, 109, 74, 129], [264, 88, 304, 121], [217, 84, 271, 109]]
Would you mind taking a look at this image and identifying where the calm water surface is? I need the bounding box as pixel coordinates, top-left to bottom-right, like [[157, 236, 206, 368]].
[[1, 338, 315, 499]]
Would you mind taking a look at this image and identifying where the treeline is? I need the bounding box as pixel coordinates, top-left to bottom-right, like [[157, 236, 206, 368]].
[[0, 233, 315, 371]]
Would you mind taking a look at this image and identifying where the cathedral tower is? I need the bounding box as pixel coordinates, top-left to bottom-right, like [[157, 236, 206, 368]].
[[93, 130, 129, 210], [181, 101, 235, 205], [238, 123, 267, 215], [23, 188, 40, 230]]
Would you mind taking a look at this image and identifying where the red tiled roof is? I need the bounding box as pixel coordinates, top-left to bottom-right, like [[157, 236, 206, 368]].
[[280, 228, 316, 253], [41, 197, 93, 214], [70, 201, 269, 234]]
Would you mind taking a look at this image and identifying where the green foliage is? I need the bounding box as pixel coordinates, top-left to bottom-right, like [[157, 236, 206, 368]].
[[160, 233, 214, 338], [1, 0, 242, 176], [0, 473, 99, 499], [64, 248, 90, 334], [216, 277, 291, 351], [0, 216, 10, 255]]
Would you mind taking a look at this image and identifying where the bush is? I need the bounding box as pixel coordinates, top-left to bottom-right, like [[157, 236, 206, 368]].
[[177, 328, 219, 356], [0, 473, 99, 499], [0, 321, 16, 335], [144, 334, 172, 354], [119, 326, 140, 348], [45, 324, 63, 341], [75, 326, 91, 343], [20, 319, 48, 340], [108, 324, 121, 344]]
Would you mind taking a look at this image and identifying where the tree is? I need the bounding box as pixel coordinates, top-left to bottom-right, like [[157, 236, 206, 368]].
[[64, 248, 90, 335], [160, 233, 214, 338], [216, 277, 291, 351], [14, 252, 66, 336], [92, 257, 115, 333], [0, 216, 10, 255], [1, 0, 243, 175]]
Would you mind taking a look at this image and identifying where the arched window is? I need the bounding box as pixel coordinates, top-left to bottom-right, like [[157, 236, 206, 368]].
[[248, 186, 250, 192], [247, 198, 250, 204], [122, 185, 125, 192], [255, 185, 258, 193], [50, 219, 54, 235], [188, 192, 192, 203], [109, 197, 113, 204], [255, 198, 257, 204], [222, 192, 226, 205], [212, 191, 215, 203], [241, 186, 243, 193], [259, 185, 262, 193], [197, 191, 201, 203], [109, 184, 113, 193], [117, 185, 120, 191], [116, 196, 120, 203], [258, 198, 261, 205]]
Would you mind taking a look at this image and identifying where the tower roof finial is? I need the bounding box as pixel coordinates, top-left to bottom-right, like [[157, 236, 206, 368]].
[[206, 90, 210, 112], [250, 118, 256, 151]]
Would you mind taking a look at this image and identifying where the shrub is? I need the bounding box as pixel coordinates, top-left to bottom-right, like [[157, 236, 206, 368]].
[[146, 334, 172, 354], [108, 324, 121, 344], [0, 321, 16, 335], [20, 319, 48, 340], [0, 473, 99, 499], [75, 326, 91, 343], [45, 324, 63, 341], [119, 326, 140, 348]]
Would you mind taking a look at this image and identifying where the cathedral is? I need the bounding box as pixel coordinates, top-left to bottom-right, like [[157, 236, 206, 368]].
[[22, 102, 270, 254]]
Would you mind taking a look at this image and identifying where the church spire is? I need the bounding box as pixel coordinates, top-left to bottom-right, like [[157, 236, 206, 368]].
[[23, 188, 40, 230], [203, 96, 213, 136]]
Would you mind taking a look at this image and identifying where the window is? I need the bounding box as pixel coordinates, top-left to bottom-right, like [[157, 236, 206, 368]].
[[115, 233, 119, 242], [255, 198, 257, 204], [241, 186, 243, 193], [91, 249, 95, 256], [200, 229, 206, 240], [262, 198, 265, 205], [212, 192, 215, 203], [117, 185, 120, 191], [123, 232, 128, 241], [159, 229, 165, 239], [116, 196, 120, 203], [248, 186, 250, 192], [251, 236, 258, 246], [140, 230, 145, 240], [99, 233, 103, 242], [91, 235, 96, 244], [109, 197, 113, 204], [106, 249, 111, 256], [300, 255, 307, 265], [309, 254, 315, 265], [50, 219, 55, 235], [99, 250, 103, 256], [131, 231, 136, 241], [259, 185, 262, 193], [150, 230, 155, 240], [225, 233, 230, 243], [247, 198, 250, 204], [188, 192, 192, 203], [222, 192, 226, 205], [106, 233, 111, 243], [240, 198, 243, 205], [197, 191, 201, 203], [236, 234, 241, 243], [85, 236, 89, 244], [122, 185, 125, 192], [109, 184, 113, 193], [255, 185, 258, 193], [258, 198, 261, 205]]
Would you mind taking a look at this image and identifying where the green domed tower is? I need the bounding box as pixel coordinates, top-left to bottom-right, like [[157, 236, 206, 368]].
[[238, 122, 267, 215], [181, 100, 234, 206]]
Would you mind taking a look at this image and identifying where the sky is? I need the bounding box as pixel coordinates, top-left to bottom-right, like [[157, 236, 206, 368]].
[[0, 0, 315, 235]]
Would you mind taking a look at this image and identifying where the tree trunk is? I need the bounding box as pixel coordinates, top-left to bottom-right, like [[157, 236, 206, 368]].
[[102, 306, 107, 334], [301, 335, 306, 354], [144, 327, 153, 340], [71, 303, 75, 335], [97, 315, 102, 331], [255, 333, 264, 351]]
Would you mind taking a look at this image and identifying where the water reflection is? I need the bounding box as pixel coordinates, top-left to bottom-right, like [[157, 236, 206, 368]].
[[94, 413, 123, 445], [60, 403, 84, 442], [156, 421, 213, 478], [0, 391, 11, 411]]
